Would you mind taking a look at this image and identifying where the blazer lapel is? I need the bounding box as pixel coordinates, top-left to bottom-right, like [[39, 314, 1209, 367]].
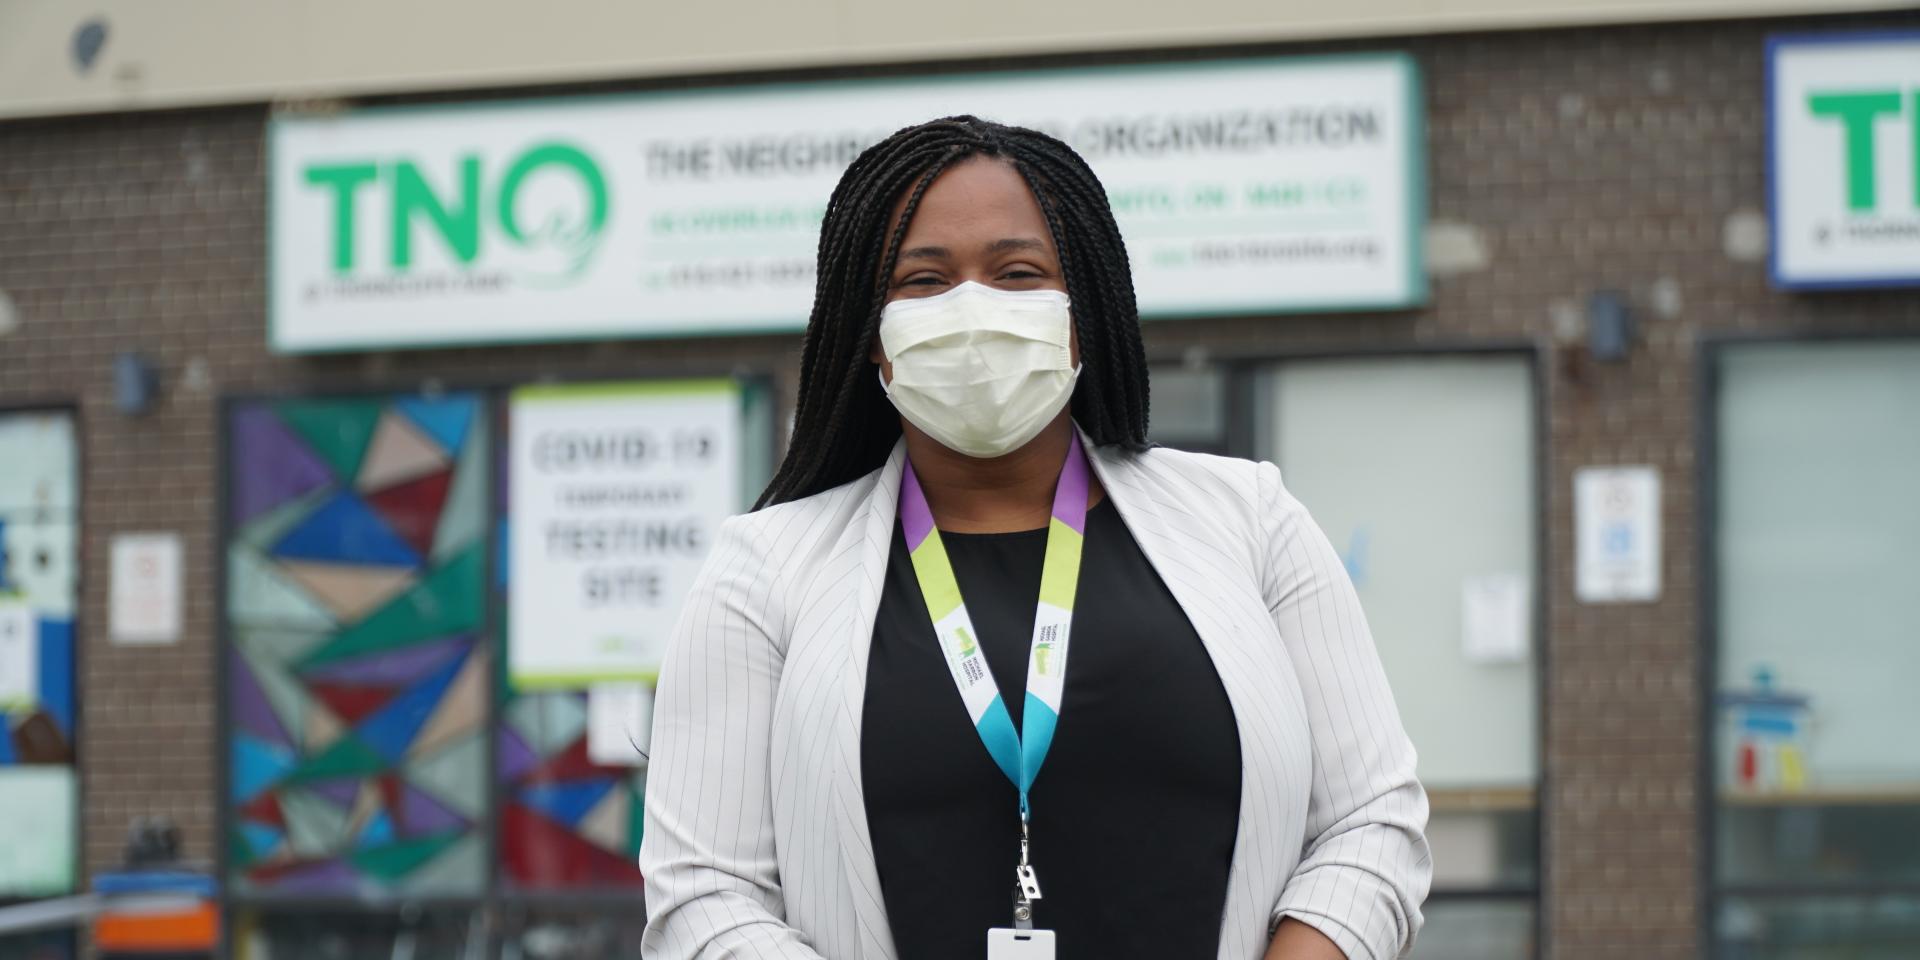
[[1078, 434, 1220, 627], [833, 439, 907, 960], [1083, 435, 1260, 740], [1086, 438, 1285, 960]]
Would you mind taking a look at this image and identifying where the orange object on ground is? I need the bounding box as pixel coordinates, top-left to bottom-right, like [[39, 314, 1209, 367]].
[[93, 901, 219, 951]]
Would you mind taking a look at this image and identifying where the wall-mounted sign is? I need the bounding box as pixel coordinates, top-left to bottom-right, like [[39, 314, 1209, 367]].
[[507, 380, 742, 688], [270, 55, 1425, 352], [110, 533, 184, 646], [1574, 466, 1661, 604], [1769, 32, 1920, 289]]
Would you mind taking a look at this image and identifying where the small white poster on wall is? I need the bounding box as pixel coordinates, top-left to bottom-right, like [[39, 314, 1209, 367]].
[[110, 533, 184, 646], [508, 380, 742, 688], [1575, 465, 1662, 603]]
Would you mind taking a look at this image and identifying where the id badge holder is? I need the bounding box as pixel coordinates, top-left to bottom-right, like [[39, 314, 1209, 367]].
[[987, 927, 1056, 959]]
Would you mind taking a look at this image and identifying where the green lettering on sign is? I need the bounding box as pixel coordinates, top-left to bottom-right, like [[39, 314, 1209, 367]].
[[391, 157, 481, 269], [498, 143, 610, 278], [1246, 181, 1305, 208], [304, 163, 378, 273], [1808, 90, 1902, 211], [300, 141, 608, 276]]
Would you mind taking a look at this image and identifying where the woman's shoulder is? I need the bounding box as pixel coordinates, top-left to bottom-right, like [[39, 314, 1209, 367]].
[[717, 462, 890, 561], [1095, 442, 1289, 519], [686, 466, 891, 646]]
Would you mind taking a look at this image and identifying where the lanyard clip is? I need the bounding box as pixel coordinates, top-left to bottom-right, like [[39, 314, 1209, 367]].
[[1012, 826, 1039, 932], [1015, 863, 1042, 902], [1015, 821, 1042, 902]]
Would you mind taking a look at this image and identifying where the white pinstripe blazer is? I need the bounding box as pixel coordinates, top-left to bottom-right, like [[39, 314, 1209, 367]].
[[640, 434, 1431, 960]]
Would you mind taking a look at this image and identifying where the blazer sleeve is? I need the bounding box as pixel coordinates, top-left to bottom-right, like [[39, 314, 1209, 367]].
[[1256, 462, 1433, 960], [639, 513, 827, 960]]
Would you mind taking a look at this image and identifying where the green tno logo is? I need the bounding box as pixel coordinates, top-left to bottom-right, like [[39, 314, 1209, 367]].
[[1807, 90, 1920, 211], [303, 141, 609, 280]]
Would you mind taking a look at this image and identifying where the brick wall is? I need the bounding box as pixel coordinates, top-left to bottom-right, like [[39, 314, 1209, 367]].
[[3, 10, 1918, 957]]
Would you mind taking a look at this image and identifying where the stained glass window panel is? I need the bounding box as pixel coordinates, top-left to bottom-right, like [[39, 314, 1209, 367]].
[[224, 395, 490, 897]]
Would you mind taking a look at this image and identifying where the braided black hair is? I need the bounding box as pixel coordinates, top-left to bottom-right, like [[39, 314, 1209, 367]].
[[756, 115, 1151, 509]]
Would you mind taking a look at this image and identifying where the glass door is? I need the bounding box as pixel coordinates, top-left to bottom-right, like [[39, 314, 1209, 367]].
[[1255, 354, 1543, 960]]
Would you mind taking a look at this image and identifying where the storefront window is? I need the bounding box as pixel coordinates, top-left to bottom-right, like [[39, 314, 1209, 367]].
[[229, 903, 655, 959], [224, 394, 492, 897], [231, 905, 481, 959], [0, 929, 76, 960], [1719, 896, 1920, 960], [1712, 340, 1920, 960], [0, 409, 80, 902], [1413, 899, 1537, 960], [1256, 354, 1542, 958], [493, 904, 649, 958], [1148, 365, 1230, 454], [222, 381, 773, 941], [497, 693, 646, 889]]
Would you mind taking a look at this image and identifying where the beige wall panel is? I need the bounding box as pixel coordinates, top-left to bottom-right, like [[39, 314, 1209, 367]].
[[0, 0, 1907, 119]]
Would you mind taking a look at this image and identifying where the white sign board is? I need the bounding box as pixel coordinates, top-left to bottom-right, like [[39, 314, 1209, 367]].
[[508, 380, 742, 688], [1575, 466, 1662, 603], [1769, 32, 1920, 289], [110, 533, 184, 646], [270, 56, 1424, 352]]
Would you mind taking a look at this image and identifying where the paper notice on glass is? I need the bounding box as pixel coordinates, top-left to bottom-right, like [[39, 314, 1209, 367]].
[[587, 683, 654, 768], [0, 602, 36, 709], [1461, 573, 1530, 664]]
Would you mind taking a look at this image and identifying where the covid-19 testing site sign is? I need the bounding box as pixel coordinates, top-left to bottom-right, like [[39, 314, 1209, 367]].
[[506, 380, 742, 688], [1769, 32, 1920, 290], [268, 55, 1424, 352]]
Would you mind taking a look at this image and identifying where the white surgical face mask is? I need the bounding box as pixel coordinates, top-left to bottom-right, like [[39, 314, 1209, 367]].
[[878, 281, 1079, 459]]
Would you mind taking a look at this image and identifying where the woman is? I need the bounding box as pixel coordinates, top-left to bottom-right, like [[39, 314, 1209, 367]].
[[640, 116, 1430, 960]]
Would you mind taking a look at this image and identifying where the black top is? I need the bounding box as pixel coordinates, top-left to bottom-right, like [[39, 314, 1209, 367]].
[[862, 498, 1243, 960]]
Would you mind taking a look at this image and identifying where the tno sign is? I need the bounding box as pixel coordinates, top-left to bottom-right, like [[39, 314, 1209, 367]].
[[1769, 32, 1920, 289], [301, 142, 609, 282]]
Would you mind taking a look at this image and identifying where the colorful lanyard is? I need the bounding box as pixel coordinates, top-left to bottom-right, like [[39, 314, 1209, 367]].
[[898, 432, 1090, 925]]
